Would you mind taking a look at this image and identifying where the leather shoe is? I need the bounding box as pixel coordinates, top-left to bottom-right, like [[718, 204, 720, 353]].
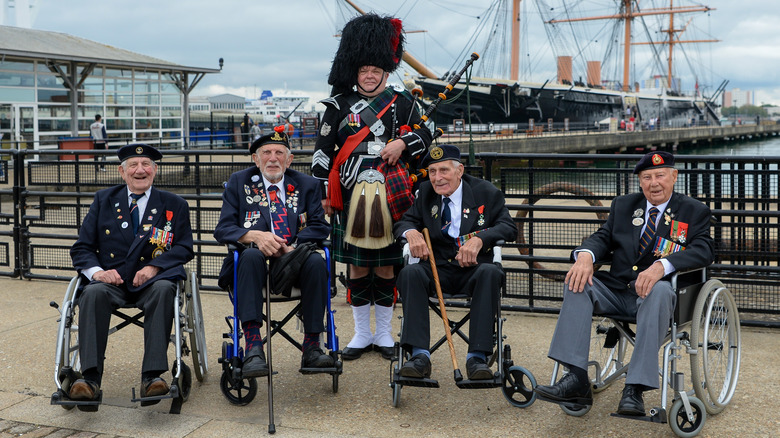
[[242, 344, 269, 377], [341, 346, 372, 360], [374, 345, 394, 360], [617, 384, 645, 416], [141, 377, 169, 397], [68, 379, 100, 401], [534, 372, 593, 405], [399, 354, 431, 379], [466, 357, 494, 380], [302, 346, 335, 368]]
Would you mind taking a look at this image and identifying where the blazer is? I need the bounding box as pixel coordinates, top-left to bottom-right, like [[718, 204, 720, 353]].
[[393, 174, 517, 266], [578, 191, 714, 292], [70, 185, 194, 293], [213, 166, 329, 289]]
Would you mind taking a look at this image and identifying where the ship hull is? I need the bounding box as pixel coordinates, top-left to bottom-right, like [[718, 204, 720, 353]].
[[416, 77, 720, 128]]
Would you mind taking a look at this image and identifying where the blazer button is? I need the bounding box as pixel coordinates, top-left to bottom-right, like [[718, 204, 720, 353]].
[[110, 253, 114, 258], [105, 229, 110, 235], [140, 257, 145, 261], [632, 265, 638, 271]]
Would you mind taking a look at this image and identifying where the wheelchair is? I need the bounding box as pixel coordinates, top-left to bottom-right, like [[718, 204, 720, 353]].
[[547, 268, 741, 437], [389, 240, 537, 409], [50, 270, 208, 414], [217, 243, 342, 433]]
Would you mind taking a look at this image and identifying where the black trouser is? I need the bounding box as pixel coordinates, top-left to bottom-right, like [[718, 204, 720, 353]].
[[398, 262, 501, 354], [234, 248, 327, 334], [78, 279, 176, 385]]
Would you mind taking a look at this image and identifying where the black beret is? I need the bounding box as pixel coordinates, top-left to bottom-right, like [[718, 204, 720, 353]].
[[634, 151, 675, 174], [117, 144, 162, 162], [421, 144, 461, 168], [250, 127, 290, 155]]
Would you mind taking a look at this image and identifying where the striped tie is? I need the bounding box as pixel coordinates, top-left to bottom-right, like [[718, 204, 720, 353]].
[[441, 197, 452, 238], [268, 186, 291, 243], [130, 193, 144, 235], [639, 207, 659, 254]]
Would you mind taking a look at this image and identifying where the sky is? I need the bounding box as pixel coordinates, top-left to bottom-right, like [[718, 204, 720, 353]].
[[21, 0, 780, 110]]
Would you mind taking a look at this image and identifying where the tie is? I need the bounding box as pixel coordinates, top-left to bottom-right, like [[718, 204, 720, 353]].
[[268, 185, 291, 243], [130, 193, 144, 235], [639, 207, 659, 254], [441, 197, 452, 238]]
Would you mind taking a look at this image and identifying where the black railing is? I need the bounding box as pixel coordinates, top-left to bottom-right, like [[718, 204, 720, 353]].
[[0, 149, 777, 327]]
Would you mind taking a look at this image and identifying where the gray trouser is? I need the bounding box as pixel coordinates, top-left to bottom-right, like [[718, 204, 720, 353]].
[[547, 277, 676, 389], [78, 279, 176, 384]]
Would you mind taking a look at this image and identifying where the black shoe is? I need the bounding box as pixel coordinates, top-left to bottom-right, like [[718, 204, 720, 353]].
[[399, 354, 432, 379], [68, 379, 100, 401], [466, 357, 494, 380], [242, 345, 269, 377], [617, 384, 645, 416], [534, 372, 593, 405], [302, 346, 335, 368], [374, 345, 394, 360], [341, 346, 372, 360]]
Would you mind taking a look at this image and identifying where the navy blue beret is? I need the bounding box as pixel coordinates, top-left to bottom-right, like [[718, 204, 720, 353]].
[[421, 144, 461, 168], [250, 127, 290, 154], [634, 151, 675, 174], [117, 144, 162, 162]]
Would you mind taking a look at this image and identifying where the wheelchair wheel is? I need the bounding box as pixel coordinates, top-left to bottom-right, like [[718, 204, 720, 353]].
[[172, 362, 192, 403], [668, 396, 707, 438], [186, 271, 208, 382], [391, 382, 401, 408], [501, 365, 536, 408], [220, 370, 257, 406], [588, 317, 625, 393], [690, 280, 741, 415]]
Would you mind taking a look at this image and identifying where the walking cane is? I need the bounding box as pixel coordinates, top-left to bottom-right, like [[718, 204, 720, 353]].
[[422, 228, 463, 382], [265, 261, 276, 434]]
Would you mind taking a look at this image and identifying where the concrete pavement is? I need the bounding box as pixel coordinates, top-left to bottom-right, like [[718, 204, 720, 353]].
[[0, 276, 777, 437]]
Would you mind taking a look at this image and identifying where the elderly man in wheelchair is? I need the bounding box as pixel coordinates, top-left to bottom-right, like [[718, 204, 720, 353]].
[[66, 144, 194, 406], [394, 144, 518, 382], [534, 151, 715, 418]]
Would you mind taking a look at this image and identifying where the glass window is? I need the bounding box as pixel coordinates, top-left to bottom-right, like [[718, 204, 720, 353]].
[[38, 89, 70, 103], [105, 68, 132, 78], [82, 77, 104, 91], [135, 106, 160, 117], [135, 71, 160, 80], [106, 93, 132, 104], [162, 118, 182, 129], [38, 105, 71, 118], [79, 91, 104, 104], [37, 74, 66, 89], [134, 80, 159, 93], [162, 106, 181, 117], [161, 94, 181, 105], [0, 87, 35, 102], [0, 60, 34, 71], [40, 62, 69, 75], [106, 106, 133, 117], [106, 118, 133, 130], [160, 82, 179, 94], [105, 79, 132, 92], [136, 118, 160, 129], [38, 119, 72, 132], [78, 106, 104, 117], [135, 94, 159, 105], [0, 71, 35, 87]]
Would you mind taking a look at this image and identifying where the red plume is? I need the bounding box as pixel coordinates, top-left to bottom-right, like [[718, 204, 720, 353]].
[[390, 18, 403, 64], [273, 125, 285, 133]]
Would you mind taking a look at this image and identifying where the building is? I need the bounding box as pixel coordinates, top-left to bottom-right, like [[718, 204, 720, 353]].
[[723, 88, 753, 108], [0, 25, 220, 155], [205, 93, 246, 112]]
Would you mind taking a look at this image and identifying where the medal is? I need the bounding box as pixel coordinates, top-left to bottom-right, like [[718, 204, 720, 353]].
[[121, 221, 128, 229], [253, 195, 262, 203], [164, 210, 173, 232], [246, 196, 254, 205], [251, 175, 260, 183], [152, 247, 164, 259], [431, 205, 438, 217], [633, 208, 643, 218], [244, 184, 251, 195], [632, 217, 644, 226], [244, 221, 251, 228]]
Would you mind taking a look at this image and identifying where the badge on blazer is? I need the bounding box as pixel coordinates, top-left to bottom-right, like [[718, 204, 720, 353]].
[[251, 175, 260, 183], [431, 205, 438, 218], [632, 217, 644, 226], [320, 122, 331, 136], [633, 208, 643, 218], [121, 222, 128, 229], [669, 220, 688, 244]]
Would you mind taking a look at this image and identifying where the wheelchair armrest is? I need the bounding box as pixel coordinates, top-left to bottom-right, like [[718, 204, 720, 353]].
[[671, 266, 708, 291], [226, 242, 246, 252], [492, 240, 505, 265], [400, 238, 505, 265]]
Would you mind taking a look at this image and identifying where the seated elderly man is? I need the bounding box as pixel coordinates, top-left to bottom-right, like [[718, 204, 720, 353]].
[[214, 127, 333, 377], [393, 144, 517, 380], [69, 144, 194, 403], [534, 151, 714, 415]]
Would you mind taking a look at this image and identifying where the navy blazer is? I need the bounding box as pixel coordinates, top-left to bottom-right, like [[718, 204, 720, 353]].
[[393, 174, 517, 265], [70, 186, 194, 293], [578, 191, 714, 292], [213, 166, 329, 289]]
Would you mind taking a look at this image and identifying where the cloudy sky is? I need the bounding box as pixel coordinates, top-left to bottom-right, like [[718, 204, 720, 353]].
[[25, 0, 780, 109]]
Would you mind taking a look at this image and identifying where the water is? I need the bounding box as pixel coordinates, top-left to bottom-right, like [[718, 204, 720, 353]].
[[676, 133, 780, 157]]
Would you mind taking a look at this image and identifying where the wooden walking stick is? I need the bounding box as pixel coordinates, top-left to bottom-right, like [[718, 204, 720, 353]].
[[422, 228, 463, 382]]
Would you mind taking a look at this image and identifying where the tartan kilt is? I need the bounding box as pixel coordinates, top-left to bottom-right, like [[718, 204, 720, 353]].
[[333, 154, 404, 266]]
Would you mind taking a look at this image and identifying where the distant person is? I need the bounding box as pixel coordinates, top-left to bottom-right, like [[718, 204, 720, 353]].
[[250, 123, 262, 142], [312, 14, 433, 361], [69, 144, 194, 403], [90, 115, 108, 172]]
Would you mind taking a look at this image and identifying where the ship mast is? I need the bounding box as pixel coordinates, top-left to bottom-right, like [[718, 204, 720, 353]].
[[548, 0, 715, 92], [510, 0, 521, 81]]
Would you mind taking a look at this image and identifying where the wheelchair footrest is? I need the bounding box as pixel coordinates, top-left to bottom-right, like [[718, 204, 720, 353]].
[[130, 384, 178, 406], [536, 392, 593, 408], [610, 411, 666, 424], [51, 390, 103, 411], [395, 375, 440, 388], [456, 377, 502, 389], [299, 365, 342, 375]]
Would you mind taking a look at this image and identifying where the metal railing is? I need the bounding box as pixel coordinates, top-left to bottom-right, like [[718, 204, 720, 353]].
[[1, 149, 777, 327]]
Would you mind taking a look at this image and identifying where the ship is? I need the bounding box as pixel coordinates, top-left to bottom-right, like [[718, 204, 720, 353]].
[[340, 0, 726, 129]]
